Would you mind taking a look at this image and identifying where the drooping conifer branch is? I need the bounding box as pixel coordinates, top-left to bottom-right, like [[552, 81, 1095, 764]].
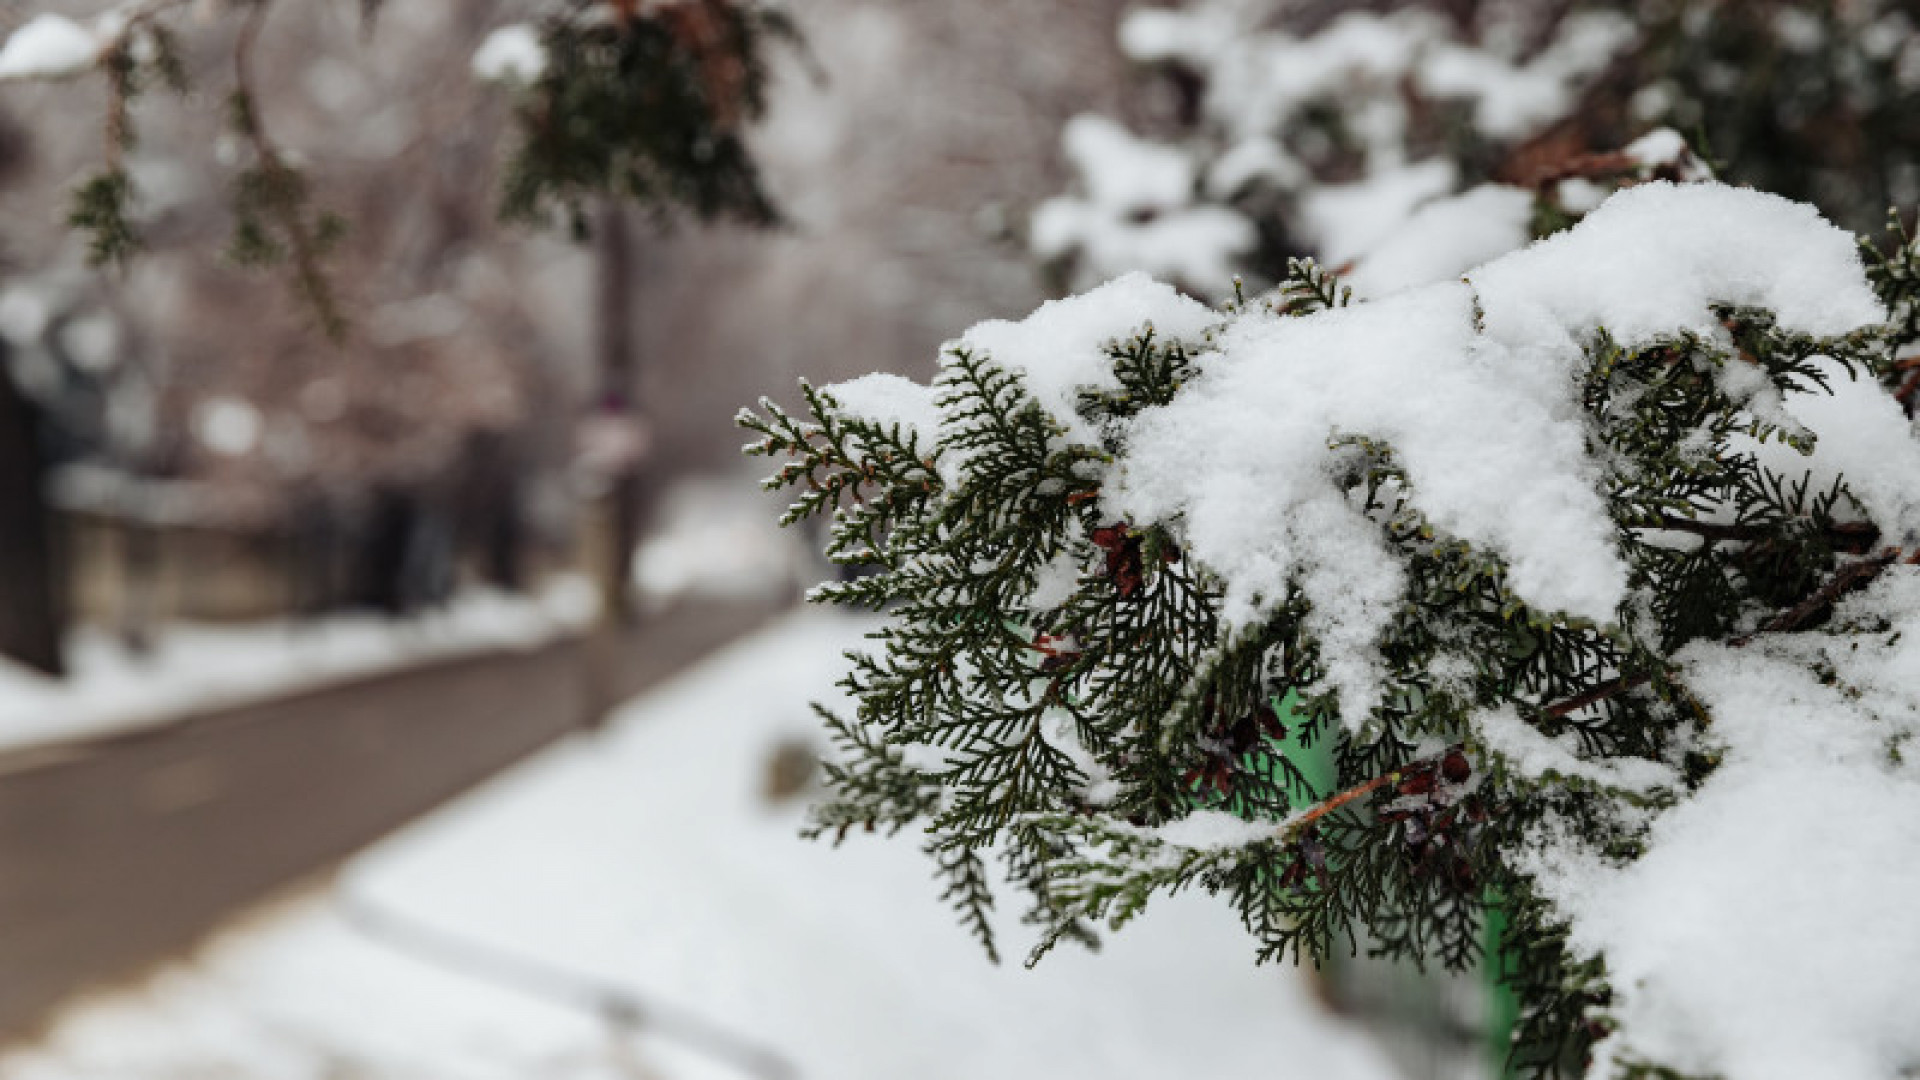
[[226, 0, 347, 340], [750, 182, 1920, 1079]]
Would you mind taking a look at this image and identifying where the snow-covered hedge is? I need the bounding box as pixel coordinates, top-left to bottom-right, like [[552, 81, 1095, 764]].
[[1034, 0, 1920, 301], [745, 182, 1920, 1079], [1031, 2, 1644, 298]]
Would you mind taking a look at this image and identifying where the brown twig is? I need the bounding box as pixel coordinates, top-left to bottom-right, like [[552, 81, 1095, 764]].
[[98, 1, 195, 173], [1728, 546, 1907, 646], [1543, 673, 1649, 719], [1651, 514, 1879, 550], [1274, 744, 1459, 841], [1650, 515, 1757, 544], [1896, 368, 1920, 405]]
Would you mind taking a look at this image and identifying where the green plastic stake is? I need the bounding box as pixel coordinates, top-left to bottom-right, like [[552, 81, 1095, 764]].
[[1484, 887, 1521, 1078]]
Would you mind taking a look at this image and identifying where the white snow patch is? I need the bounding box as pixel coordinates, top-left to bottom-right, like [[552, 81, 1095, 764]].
[[1346, 184, 1534, 298], [1519, 602, 1920, 1080], [1745, 356, 1920, 544], [1031, 197, 1257, 299], [1041, 707, 1120, 806], [1471, 704, 1675, 794], [1150, 808, 1279, 850], [823, 371, 943, 445], [1205, 135, 1307, 199], [1111, 280, 1610, 717], [631, 479, 811, 606], [1469, 182, 1884, 350], [192, 397, 262, 457], [1058, 113, 1194, 215], [1026, 546, 1084, 611], [1032, 117, 1256, 296], [0, 14, 98, 80], [957, 272, 1219, 447], [1415, 12, 1634, 140], [470, 23, 546, 84], [1299, 159, 1457, 269]]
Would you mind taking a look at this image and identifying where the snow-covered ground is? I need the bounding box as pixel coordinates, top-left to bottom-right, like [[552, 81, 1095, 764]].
[[629, 476, 814, 610], [0, 611, 1406, 1080], [0, 575, 600, 758]]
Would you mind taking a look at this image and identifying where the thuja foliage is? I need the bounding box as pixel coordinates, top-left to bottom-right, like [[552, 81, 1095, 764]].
[[41, 0, 792, 335], [743, 226, 1920, 1074]]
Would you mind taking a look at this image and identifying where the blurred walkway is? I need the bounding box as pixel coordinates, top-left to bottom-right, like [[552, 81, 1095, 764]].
[[0, 611, 1407, 1080], [0, 597, 781, 1040]]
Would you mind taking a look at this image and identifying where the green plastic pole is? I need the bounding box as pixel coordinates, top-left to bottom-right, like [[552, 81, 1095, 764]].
[[1273, 691, 1516, 1079], [1272, 689, 1339, 801], [1483, 888, 1521, 1078]]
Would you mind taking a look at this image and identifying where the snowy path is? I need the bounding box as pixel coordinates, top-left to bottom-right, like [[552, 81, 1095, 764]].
[[0, 611, 1405, 1080], [0, 579, 600, 759]]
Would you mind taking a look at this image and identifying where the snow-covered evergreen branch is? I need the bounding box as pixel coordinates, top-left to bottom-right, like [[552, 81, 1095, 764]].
[[747, 182, 1920, 1080]]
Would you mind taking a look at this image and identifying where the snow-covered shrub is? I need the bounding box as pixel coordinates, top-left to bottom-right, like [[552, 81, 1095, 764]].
[[1031, 1, 1640, 299], [743, 182, 1920, 1079], [1034, 0, 1920, 300]]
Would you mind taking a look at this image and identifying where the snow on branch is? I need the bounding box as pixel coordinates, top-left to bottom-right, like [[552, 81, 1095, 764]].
[[747, 180, 1920, 1080]]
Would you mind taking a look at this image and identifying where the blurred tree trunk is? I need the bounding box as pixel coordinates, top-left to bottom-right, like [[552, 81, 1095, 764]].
[[457, 430, 525, 592], [0, 348, 67, 676], [597, 202, 651, 625]]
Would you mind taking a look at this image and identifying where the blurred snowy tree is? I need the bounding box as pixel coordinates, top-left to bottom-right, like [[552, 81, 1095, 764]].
[[0, 0, 799, 652], [1032, 0, 1920, 300], [2, 0, 792, 334]]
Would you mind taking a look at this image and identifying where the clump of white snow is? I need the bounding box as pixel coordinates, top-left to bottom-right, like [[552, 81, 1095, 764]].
[[1741, 355, 1920, 544], [471, 24, 546, 84], [1057, 114, 1195, 216], [1470, 704, 1675, 795], [1150, 808, 1281, 850], [1344, 184, 1534, 298], [1040, 707, 1121, 806], [1415, 12, 1635, 140], [1622, 126, 1714, 181], [1025, 546, 1085, 612], [1470, 182, 1883, 349], [1298, 159, 1458, 271], [1110, 277, 1595, 722], [956, 271, 1219, 449], [1031, 116, 1256, 297], [1129, 184, 1879, 718], [0, 14, 99, 80], [822, 371, 943, 446], [191, 396, 263, 457]]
